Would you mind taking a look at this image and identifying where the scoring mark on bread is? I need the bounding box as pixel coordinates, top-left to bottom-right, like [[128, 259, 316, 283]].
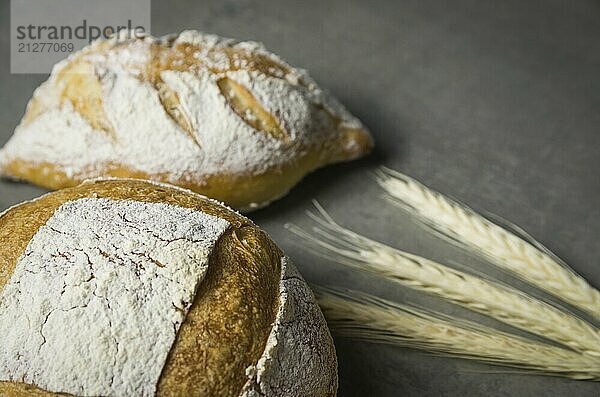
[[155, 78, 201, 148], [55, 60, 117, 140], [147, 40, 291, 142], [217, 77, 288, 141], [156, 224, 283, 396]]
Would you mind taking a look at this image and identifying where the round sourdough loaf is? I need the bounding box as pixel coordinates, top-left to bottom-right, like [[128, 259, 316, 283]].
[[0, 179, 337, 397], [0, 30, 373, 211]]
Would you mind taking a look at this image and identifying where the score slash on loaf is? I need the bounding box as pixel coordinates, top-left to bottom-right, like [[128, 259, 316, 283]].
[[0, 179, 338, 397], [0, 30, 373, 211]]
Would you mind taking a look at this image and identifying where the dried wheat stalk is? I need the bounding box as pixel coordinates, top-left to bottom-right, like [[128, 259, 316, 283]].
[[317, 287, 600, 380], [375, 167, 600, 319], [287, 204, 600, 356]]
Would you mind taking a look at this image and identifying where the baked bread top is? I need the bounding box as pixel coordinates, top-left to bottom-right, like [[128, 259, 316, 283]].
[[0, 179, 337, 396], [0, 30, 373, 210]]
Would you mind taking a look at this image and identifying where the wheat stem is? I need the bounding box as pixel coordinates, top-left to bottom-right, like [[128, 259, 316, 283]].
[[287, 205, 600, 356], [317, 287, 600, 380], [375, 167, 600, 319]]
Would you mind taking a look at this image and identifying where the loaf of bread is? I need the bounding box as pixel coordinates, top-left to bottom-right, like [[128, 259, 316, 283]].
[[0, 30, 373, 211], [0, 179, 338, 396]]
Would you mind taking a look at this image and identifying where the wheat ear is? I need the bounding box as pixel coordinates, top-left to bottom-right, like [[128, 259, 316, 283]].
[[317, 287, 600, 380], [375, 167, 600, 319], [287, 204, 600, 356]]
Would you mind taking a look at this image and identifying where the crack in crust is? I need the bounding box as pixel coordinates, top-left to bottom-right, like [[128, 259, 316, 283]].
[[0, 197, 227, 395]]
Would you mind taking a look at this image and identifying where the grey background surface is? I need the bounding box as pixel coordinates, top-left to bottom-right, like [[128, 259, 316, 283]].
[[1, 0, 599, 396]]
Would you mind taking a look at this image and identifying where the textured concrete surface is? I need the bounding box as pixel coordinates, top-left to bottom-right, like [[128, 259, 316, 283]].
[[1, 0, 599, 395]]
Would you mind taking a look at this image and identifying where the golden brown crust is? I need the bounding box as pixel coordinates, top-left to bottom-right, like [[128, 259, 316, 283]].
[[145, 40, 293, 81], [0, 179, 282, 396], [0, 382, 69, 397], [157, 226, 282, 396]]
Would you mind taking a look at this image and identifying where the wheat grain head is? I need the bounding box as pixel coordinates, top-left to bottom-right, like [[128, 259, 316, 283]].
[[375, 167, 600, 319], [317, 287, 600, 380], [287, 204, 600, 356]]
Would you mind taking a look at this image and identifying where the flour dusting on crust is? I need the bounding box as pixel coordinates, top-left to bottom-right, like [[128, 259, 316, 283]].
[[0, 30, 369, 183], [240, 257, 338, 397], [0, 198, 229, 396]]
